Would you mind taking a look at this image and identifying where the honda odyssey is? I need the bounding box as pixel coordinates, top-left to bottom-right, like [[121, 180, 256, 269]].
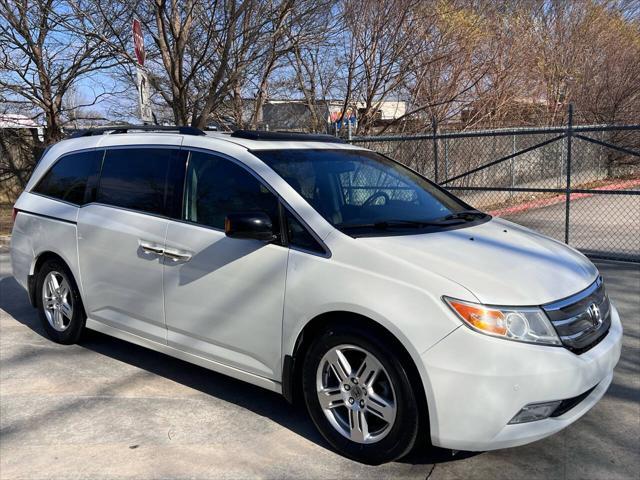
[[10, 126, 622, 464]]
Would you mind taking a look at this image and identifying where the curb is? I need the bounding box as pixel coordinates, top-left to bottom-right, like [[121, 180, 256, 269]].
[[489, 179, 640, 217]]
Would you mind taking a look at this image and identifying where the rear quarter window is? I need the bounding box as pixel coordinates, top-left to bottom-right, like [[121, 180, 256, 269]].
[[32, 150, 101, 205]]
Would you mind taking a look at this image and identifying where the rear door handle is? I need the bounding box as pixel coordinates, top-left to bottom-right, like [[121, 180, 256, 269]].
[[139, 241, 164, 255], [163, 248, 192, 262]]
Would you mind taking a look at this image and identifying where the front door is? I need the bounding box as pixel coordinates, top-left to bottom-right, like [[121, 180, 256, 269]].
[[163, 150, 288, 379], [78, 146, 185, 343]]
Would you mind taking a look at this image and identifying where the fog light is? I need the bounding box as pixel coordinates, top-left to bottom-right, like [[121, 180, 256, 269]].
[[509, 400, 562, 424]]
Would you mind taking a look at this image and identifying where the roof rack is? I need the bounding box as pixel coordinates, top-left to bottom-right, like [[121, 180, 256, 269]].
[[230, 130, 346, 144], [67, 125, 206, 138]]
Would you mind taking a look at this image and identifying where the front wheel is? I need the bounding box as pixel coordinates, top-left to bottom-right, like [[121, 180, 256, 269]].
[[302, 325, 421, 464]]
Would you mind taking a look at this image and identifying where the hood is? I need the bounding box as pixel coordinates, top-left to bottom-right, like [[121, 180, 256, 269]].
[[357, 218, 598, 306]]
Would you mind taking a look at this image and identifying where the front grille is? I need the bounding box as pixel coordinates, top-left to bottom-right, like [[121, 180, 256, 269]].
[[550, 384, 598, 417], [543, 277, 611, 354]]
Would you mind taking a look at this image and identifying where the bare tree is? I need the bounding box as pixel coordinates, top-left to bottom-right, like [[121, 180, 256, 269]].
[[287, 44, 336, 132], [0, 127, 43, 195], [247, 0, 337, 129], [380, 0, 496, 132], [3, 0, 640, 138], [0, 0, 125, 143], [95, 0, 283, 128], [338, 0, 421, 135], [446, 1, 541, 128], [571, 2, 640, 124]]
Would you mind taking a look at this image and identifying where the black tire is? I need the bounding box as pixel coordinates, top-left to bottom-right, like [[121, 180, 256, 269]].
[[35, 259, 86, 344], [302, 324, 421, 464]]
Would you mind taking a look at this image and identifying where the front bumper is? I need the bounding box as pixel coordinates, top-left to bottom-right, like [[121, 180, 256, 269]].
[[421, 303, 623, 451]]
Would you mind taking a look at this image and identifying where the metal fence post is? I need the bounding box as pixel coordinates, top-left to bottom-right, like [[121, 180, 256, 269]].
[[598, 129, 604, 178], [432, 117, 439, 182], [511, 134, 516, 198], [564, 104, 573, 244], [444, 137, 449, 181], [559, 136, 565, 189]]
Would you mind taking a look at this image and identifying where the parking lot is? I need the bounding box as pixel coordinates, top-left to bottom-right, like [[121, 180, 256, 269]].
[[503, 192, 640, 261], [0, 249, 638, 480]]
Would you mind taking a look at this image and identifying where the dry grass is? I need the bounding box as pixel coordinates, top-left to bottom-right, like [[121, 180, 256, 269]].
[[0, 203, 13, 236]]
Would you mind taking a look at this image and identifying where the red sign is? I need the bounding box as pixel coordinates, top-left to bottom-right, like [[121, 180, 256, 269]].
[[132, 19, 145, 66]]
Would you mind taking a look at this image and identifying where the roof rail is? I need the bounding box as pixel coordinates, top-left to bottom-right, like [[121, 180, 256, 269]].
[[67, 125, 206, 138], [230, 130, 346, 144]]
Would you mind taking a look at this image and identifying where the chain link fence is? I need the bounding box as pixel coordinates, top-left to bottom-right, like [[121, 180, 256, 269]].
[[350, 107, 640, 262]]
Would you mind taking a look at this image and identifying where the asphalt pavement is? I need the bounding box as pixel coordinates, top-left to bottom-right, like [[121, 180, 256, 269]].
[[1, 251, 638, 479], [502, 192, 640, 261]]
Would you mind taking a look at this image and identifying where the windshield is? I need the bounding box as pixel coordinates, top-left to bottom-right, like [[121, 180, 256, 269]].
[[254, 148, 488, 235]]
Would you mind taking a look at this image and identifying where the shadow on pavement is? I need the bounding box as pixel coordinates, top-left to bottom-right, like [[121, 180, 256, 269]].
[[0, 274, 475, 466]]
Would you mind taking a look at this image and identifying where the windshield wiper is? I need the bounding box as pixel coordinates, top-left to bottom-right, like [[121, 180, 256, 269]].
[[441, 210, 487, 222], [337, 219, 456, 231], [337, 211, 488, 231]]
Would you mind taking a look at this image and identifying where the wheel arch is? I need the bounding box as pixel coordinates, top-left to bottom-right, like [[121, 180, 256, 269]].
[[28, 250, 79, 308], [283, 311, 430, 437]]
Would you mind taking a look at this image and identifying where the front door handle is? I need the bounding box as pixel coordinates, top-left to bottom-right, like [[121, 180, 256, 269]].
[[139, 241, 164, 255], [163, 248, 192, 262]]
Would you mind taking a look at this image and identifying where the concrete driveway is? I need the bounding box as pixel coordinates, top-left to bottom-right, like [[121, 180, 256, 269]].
[[1, 251, 638, 479]]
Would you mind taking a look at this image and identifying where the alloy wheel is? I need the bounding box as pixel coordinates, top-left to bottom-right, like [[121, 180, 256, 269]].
[[316, 344, 397, 444], [42, 270, 74, 332]]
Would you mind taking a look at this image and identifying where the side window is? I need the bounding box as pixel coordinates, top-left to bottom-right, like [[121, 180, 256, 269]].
[[285, 210, 325, 254], [97, 148, 185, 217], [33, 150, 101, 205], [184, 151, 280, 230]]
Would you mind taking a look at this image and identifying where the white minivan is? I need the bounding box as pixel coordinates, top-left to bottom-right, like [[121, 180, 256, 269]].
[[10, 126, 622, 464]]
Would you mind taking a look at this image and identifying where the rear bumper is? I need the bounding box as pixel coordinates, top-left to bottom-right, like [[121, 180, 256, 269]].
[[421, 303, 623, 451], [9, 226, 31, 292]]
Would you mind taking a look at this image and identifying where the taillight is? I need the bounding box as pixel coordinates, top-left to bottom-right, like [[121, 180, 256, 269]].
[[12, 207, 18, 222]]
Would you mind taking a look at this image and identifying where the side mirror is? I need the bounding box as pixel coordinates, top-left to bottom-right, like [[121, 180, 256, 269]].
[[224, 212, 277, 242]]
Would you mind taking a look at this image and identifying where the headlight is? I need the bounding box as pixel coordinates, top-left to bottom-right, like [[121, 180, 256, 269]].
[[443, 297, 561, 346]]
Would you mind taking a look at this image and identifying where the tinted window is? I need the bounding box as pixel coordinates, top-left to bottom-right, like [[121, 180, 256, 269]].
[[33, 151, 100, 205], [255, 149, 476, 235], [97, 148, 185, 217], [184, 151, 280, 230], [285, 210, 324, 254]]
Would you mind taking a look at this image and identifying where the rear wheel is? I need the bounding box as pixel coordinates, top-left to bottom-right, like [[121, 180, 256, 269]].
[[302, 325, 420, 464], [36, 259, 85, 344]]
